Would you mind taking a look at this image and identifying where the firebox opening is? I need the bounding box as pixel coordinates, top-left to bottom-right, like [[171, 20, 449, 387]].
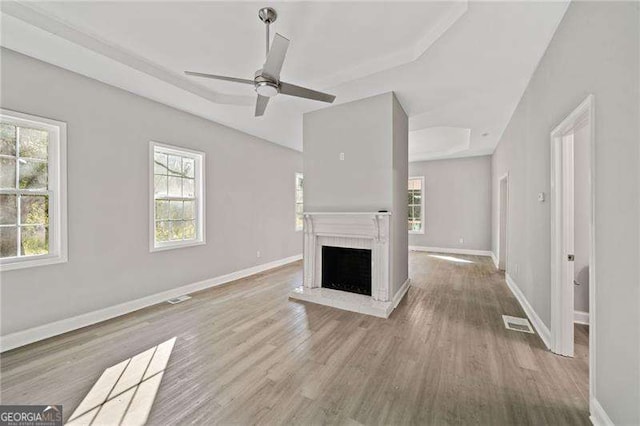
[[321, 246, 372, 296]]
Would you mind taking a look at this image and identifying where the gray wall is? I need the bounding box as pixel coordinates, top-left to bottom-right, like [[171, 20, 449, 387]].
[[303, 92, 408, 295], [409, 156, 492, 251], [391, 95, 408, 295], [0, 48, 303, 336], [303, 93, 394, 213], [491, 2, 639, 423], [573, 122, 590, 313]]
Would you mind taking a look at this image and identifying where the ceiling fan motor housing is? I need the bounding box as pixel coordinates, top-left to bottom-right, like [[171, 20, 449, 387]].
[[255, 81, 279, 97], [254, 71, 279, 97]]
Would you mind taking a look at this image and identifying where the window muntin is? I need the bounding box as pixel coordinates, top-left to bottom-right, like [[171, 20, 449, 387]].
[[295, 173, 303, 231], [151, 142, 204, 251], [0, 110, 67, 270], [408, 177, 424, 233]]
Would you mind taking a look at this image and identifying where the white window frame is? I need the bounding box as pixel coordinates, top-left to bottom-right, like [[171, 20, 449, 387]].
[[149, 141, 205, 252], [295, 172, 303, 231], [0, 109, 68, 271], [408, 176, 425, 235]]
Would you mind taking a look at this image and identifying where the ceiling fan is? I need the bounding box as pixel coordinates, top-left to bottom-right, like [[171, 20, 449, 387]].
[[185, 7, 336, 117]]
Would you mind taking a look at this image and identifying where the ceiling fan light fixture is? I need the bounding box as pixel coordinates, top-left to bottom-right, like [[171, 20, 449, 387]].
[[255, 81, 279, 97]]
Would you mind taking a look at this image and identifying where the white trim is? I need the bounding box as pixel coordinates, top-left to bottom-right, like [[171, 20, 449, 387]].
[[0, 254, 302, 352], [408, 176, 425, 234], [0, 109, 68, 271], [295, 172, 303, 232], [409, 246, 492, 257], [490, 252, 499, 269], [574, 310, 590, 325], [590, 398, 614, 426], [505, 272, 551, 350], [149, 141, 206, 252], [303, 211, 391, 216], [497, 172, 509, 271], [549, 94, 595, 365], [392, 278, 411, 309]]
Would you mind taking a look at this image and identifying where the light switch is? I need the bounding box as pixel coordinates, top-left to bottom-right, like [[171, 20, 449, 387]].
[[537, 192, 545, 202], [339, 152, 345, 161]]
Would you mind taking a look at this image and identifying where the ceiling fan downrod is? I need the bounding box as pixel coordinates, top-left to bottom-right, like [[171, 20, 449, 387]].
[[258, 7, 277, 58]]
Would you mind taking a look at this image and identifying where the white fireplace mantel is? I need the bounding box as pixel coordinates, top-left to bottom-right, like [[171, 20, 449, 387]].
[[290, 211, 407, 318]]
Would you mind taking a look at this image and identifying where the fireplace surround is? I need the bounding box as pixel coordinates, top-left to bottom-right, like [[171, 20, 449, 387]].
[[289, 212, 409, 318]]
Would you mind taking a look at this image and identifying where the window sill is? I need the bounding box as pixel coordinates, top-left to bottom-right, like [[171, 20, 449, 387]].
[[151, 240, 206, 253], [0, 253, 68, 272], [409, 230, 425, 235], [295, 228, 303, 232]]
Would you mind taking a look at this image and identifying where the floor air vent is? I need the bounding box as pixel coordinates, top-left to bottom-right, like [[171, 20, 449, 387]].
[[167, 295, 192, 304], [502, 315, 534, 334]]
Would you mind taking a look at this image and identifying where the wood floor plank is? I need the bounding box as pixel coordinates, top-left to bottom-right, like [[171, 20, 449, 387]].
[[0, 253, 590, 425]]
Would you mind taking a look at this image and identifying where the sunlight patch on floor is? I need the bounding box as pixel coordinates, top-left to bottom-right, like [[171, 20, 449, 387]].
[[67, 337, 176, 425], [428, 254, 474, 264]]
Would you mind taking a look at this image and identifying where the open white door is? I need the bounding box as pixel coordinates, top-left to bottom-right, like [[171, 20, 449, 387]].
[[550, 95, 594, 362], [560, 133, 575, 356], [498, 174, 508, 271]]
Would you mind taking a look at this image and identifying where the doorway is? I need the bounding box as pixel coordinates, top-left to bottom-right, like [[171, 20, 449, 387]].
[[498, 173, 509, 271], [550, 95, 595, 398]]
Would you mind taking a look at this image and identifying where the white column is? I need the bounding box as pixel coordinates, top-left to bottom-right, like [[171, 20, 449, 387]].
[[303, 214, 317, 288]]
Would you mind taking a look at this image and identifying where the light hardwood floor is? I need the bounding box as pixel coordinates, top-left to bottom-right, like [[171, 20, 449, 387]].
[[0, 252, 589, 425]]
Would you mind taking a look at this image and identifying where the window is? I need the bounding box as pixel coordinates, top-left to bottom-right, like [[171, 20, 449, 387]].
[[408, 176, 424, 234], [150, 142, 205, 251], [0, 109, 67, 271], [295, 173, 303, 231]]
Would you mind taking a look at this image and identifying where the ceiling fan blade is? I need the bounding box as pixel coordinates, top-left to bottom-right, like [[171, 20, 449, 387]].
[[262, 33, 290, 81], [279, 82, 336, 103], [255, 95, 270, 117], [184, 71, 254, 85]]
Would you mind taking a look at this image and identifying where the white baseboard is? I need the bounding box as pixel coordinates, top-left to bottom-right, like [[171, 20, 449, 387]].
[[574, 310, 590, 325], [490, 252, 499, 269], [590, 397, 614, 426], [392, 278, 411, 309], [504, 273, 551, 350], [0, 254, 302, 352], [409, 246, 493, 257]]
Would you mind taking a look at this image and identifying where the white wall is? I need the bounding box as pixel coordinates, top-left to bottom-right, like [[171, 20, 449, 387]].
[[0, 48, 302, 337], [491, 2, 639, 423], [573, 122, 590, 313], [409, 156, 492, 251]]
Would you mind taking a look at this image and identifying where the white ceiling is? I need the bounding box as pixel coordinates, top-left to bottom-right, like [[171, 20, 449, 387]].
[[0, 1, 569, 161]]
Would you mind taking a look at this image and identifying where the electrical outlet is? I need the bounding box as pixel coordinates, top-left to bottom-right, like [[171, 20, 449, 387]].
[[459, 238, 464, 244], [339, 152, 345, 161], [256, 250, 261, 258]]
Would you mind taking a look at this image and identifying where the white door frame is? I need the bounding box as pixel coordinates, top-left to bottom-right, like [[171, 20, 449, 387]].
[[549, 94, 595, 393], [497, 172, 509, 271]]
